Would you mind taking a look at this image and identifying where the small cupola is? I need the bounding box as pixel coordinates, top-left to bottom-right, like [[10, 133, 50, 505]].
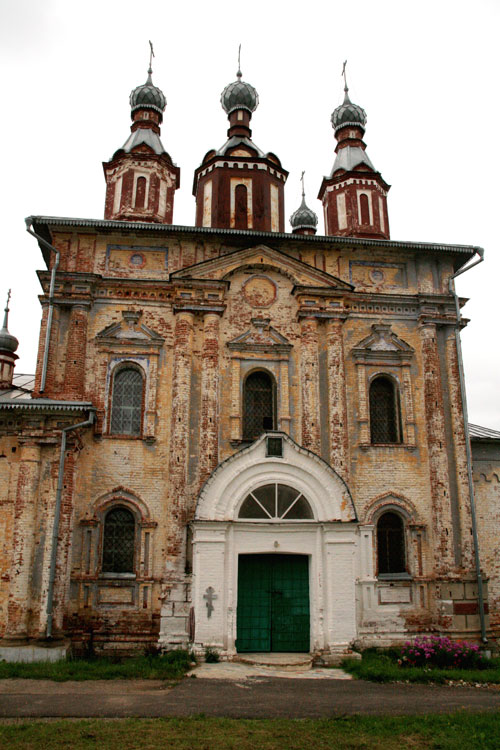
[[103, 43, 180, 225], [290, 173, 318, 235], [318, 62, 390, 239], [0, 290, 19, 390], [193, 48, 288, 232]]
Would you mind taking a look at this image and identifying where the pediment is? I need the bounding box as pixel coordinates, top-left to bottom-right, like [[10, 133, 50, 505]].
[[352, 323, 413, 359], [96, 310, 164, 347], [227, 318, 292, 353], [170, 244, 352, 290]]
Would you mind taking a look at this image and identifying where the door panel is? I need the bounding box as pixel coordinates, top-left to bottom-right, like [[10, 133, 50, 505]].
[[236, 554, 310, 653]]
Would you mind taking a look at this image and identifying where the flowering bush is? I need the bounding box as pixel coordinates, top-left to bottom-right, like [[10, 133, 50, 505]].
[[398, 635, 484, 670]]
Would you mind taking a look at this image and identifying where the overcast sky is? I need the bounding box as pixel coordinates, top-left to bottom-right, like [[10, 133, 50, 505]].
[[1, 0, 498, 427]]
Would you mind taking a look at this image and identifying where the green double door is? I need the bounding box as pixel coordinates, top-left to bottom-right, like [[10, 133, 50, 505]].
[[236, 554, 310, 653]]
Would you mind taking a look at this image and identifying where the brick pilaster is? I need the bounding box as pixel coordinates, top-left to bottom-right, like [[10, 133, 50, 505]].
[[327, 317, 349, 483], [300, 317, 321, 454], [199, 313, 220, 487]]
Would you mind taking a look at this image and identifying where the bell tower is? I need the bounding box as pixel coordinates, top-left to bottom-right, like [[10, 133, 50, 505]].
[[0, 291, 19, 391], [193, 51, 288, 232], [318, 66, 390, 239], [103, 46, 180, 224]]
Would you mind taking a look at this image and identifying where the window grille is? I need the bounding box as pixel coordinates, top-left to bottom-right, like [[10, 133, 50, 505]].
[[369, 376, 401, 444], [377, 511, 405, 574], [243, 371, 275, 440], [238, 483, 313, 520], [110, 368, 143, 436], [102, 507, 136, 574]]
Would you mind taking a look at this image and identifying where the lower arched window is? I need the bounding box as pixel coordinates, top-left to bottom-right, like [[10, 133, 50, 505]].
[[369, 376, 401, 444], [102, 507, 136, 574], [110, 367, 144, 436], [243, 370, 276, 440], [377, 511, 405, 575]]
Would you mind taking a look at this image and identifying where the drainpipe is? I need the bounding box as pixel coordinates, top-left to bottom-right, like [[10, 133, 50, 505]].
[[46, 410, 95, 639], [25, 218, 60, 394], [449, 247, 487, 643]]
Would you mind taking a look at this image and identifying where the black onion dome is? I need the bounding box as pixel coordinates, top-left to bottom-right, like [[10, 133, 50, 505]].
[[130, 68, 166, 115], [331, 89, 367, 133], [0, 296, 18, 353], [290, 196, 318, 231], [221, 70, 259, 115]]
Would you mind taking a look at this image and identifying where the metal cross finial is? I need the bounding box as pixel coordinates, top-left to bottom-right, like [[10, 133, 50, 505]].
[[237, 44, 242, 78], [300, 171, 306, 199], [2, 289, 11, 330], [148, 40, 155, 74], [342, 59, 348, 93]]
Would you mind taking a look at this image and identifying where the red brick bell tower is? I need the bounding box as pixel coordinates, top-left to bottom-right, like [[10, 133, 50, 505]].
[[193, 53, 288, 232], [103, 48, 180, 224], [318, 66, 390, 239]]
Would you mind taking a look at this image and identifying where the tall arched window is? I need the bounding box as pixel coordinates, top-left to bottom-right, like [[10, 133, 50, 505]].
[[377, 511, 406, 575], [369, 376, 401, 444], [102, 507, 136, 574], [359, 193, 370, 225], [235, 184, 248, 229], [110, 367, 144, 436], [243, 371, 275, 440], [135, 176, 147, 208]]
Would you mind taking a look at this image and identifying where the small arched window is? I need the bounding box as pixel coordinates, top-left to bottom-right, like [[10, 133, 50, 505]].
[[369, 376, 401, 444], [102, 507, 136, 574], [235, 184, 248, 230], [359, 193, 370, 224], [110, 367, 144, 436], [239, 484, 314, 520], [377, 511, 406, 575], [243, 371, 275, 440], [135, 176, 147, 208]]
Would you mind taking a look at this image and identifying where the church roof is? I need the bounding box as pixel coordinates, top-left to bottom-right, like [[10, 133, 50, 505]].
[[469, 424, 500, 440], [330, 146, 375, 176], [119, 128, 167, 156]]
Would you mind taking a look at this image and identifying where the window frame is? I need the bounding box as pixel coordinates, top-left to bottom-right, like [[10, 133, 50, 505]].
[[100, 504, 138, 578], [108, 363, 146, 439], [242, 368, 277, 441], [375, 509, 410, 580], [237, 482, 315, 522], [369, 374, 403, 445]]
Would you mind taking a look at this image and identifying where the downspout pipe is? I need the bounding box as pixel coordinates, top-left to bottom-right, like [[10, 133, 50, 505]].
[[449, 247, 487, 643], [46, 410, 95, 640], [25, 218, 60, 394]]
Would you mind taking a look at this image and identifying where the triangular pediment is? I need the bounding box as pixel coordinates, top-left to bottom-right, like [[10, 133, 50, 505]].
[[227, 318, 292, 353], [96, 310, 164, 346], [170, 244, 352, 290], [352, 323, 413, 355]]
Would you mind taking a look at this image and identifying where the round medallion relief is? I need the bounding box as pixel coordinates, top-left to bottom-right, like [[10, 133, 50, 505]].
[[242, 275, 277, 308]]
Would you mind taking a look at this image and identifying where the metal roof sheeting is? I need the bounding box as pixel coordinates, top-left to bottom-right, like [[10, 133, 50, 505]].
[[331, 146, 375, 176], [28, 216, 480, 256], [469, 423, 500, 440]]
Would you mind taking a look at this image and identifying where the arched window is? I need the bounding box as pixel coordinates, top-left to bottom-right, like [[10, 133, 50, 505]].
[[243, 371, 275, 440], [102, 507, 136, 574], [235, 184, 248, 230], [135, 176, 147, 208], [377, 511, 406, 575], [239, 484, 314, 520], [110, 367, 144, 436], [359, 193, 370, 225], [369, 376, 401, 444]]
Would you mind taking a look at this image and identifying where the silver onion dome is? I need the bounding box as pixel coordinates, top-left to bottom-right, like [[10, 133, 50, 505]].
[[130, 67, 167, 115], [221, 68, 259, 115], [0, 291, 18, 353], [331, 88, 367, 134]]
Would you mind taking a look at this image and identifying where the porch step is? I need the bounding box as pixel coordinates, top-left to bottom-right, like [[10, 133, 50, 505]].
[[235, 653, 313, 672]]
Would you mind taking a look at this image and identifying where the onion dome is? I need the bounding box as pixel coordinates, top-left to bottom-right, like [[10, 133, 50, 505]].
[[331, 87, 367, 134], [290, 174, 318, 234], [221, 68, 259, 115], [130, 66, 166, 115], [0, 291, 18, 353]]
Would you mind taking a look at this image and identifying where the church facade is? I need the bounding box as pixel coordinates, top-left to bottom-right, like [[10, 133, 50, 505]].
[[0, 59, 499, 660]]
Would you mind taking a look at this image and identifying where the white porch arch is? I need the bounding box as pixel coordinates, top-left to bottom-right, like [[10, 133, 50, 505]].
[[195, 432, 357, 522], [188, 434, 360, 657]]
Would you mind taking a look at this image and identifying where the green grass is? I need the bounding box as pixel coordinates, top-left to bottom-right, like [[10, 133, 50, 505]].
[[0, 714, 500, 749], [343, 650, 500, 684], [0, 649, 192, 681]]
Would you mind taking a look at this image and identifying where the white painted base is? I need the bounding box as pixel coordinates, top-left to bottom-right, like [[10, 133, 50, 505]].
[[0, 642, 70, 663]]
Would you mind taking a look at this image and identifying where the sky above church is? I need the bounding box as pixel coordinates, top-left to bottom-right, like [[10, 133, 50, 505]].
[[1, 0, 499, 428]]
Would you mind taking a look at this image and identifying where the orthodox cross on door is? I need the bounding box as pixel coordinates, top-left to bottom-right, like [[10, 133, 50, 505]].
[[204, 586, 217, 618]]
